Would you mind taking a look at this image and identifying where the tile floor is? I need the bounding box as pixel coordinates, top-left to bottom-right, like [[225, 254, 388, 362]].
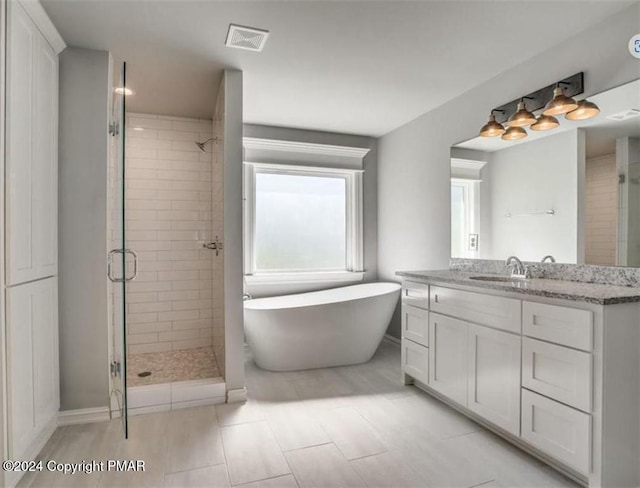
[[19, 340, 579, 488], [127, 347, 220, 387]]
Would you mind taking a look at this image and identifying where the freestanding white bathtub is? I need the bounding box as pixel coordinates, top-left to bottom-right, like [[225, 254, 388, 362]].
[[244, 282, 401, 371]]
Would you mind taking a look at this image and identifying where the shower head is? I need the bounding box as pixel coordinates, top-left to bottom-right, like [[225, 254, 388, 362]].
[[195, 137, 219, 152]]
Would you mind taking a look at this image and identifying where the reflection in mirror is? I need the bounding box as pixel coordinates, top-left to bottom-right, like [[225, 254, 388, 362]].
[[451, 79, 640, 266]]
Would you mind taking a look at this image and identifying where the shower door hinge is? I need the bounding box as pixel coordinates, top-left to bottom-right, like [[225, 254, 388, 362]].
[[110, 360, 121, 377], [109, 122, 119, 136]]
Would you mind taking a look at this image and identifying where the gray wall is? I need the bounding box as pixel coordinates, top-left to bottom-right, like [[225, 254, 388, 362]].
[[379, 4, 640, 338], [58, 47, 110, 410], [243, 124, 378, 298], [0, 0, 7, 472], [223, 70, 246, 395]]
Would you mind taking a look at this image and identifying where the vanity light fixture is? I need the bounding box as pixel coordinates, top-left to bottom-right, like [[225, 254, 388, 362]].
[[565, 99, 600, 120], [507, 98, 536, 127], [479, 110, 506, 137], [543, 84, 578, 116], [501, 126, 527, 141], [479, 72, 585, 141], [530, 114, 559, 131]]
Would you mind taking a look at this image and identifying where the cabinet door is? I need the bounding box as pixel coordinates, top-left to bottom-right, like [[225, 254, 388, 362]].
[[6, 1, 58, 285], [7, 277, 59, 460], [468, 324, 521, 435], [429, 313, 468, 406]]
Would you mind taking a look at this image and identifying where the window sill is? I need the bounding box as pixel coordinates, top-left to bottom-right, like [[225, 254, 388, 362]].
[[244, 271, 365, 285]]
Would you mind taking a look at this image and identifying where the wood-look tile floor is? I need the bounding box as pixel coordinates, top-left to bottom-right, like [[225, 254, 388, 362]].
[[19, 341, 579, 488]]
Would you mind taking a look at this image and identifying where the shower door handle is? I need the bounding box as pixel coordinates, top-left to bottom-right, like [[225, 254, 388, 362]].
[[124, 249, 138, 282], [107, 249, 122, 282], [108, 249, 138, 282]]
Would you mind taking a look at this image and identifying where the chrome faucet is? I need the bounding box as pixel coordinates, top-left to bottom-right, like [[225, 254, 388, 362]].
[[541, 255, 556, 263], [505, 256, 530, 279]]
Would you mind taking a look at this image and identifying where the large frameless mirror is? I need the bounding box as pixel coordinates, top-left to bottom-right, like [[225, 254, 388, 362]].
[[451, 78, 640, 266]]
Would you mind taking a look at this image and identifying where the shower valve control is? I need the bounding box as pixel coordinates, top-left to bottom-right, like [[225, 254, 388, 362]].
[[203, 236, 223, 256]]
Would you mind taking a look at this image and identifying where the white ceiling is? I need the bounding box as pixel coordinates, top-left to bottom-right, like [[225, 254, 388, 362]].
[[585, 117, 640, 158], [42, 0, 632, 137]]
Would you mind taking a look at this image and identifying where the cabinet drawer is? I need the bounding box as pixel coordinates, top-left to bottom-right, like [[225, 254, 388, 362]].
[[523, 302, 593, 351], [402, 281, 429, 310], [402, 339, 428, 384], [521, 389, 591, 474], [402, 304, 428, 346], [522, 338, 592, 412], [430, 286, 521, 333]]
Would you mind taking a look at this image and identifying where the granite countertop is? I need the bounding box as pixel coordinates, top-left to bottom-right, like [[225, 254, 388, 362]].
[[396, 270, 640, 305]]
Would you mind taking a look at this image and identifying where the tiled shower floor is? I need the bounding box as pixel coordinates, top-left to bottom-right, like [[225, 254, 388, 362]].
[[127, 347, 220, 387]]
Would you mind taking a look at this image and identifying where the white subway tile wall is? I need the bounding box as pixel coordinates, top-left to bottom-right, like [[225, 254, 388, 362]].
[[585, 154, 617, 266], [125, 114, 224, 364]]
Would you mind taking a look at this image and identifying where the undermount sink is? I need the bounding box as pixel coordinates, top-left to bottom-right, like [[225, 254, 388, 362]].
[[469, 275, 525, 282]]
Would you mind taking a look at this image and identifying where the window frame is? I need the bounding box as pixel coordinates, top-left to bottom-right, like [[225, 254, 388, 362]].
[[243, 162, 364, 283], [451, 178, 480, 259]]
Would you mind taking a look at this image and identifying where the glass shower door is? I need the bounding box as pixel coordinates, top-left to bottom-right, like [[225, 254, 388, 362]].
[[108, 62, 132, 437]]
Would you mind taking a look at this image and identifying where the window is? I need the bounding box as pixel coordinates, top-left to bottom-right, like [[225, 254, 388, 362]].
[[244, 163, 363, 282], [451, 178, 479, 258]]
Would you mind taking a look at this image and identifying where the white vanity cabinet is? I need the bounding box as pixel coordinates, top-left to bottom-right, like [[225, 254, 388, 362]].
[[400, 276, 640, 488]]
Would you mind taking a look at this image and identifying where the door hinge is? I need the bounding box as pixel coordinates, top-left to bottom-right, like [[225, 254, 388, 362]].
[[109, 122, 119, 136], [110, 360, 121, 377]]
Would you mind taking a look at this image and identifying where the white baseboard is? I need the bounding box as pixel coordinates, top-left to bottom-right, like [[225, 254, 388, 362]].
[[125, 377, 226, 414], [127, 404, 170, 417], [58, 406, 111, 426], [172, 396, 226, 410], [226, 387, 247, 403], [384, 333, 401, 345]]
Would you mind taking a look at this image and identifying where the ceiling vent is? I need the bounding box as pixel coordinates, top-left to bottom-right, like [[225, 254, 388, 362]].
[[225, 24, 269, 52], [607, 108, 640, 122]]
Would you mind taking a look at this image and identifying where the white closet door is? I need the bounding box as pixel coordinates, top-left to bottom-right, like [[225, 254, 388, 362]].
[[7, 277, 59, 460], [6, 1, 58, 286]]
